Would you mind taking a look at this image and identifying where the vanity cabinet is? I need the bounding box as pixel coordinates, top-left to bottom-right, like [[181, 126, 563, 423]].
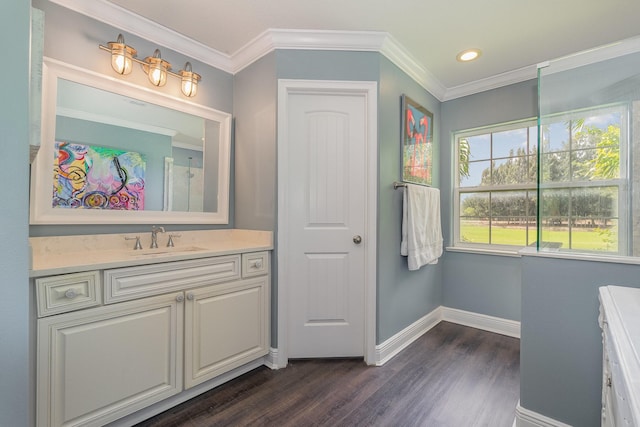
[[36, 250, 270, 427], [184, 276, 269, 388], [599, 285, 640, 427], [37, 293, 183, 427]]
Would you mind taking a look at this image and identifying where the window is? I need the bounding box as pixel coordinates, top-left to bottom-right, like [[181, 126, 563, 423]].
[[454, 106, 626, 254]]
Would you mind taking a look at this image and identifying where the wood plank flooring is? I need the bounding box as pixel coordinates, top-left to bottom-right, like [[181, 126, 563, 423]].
[[136, 322, 520, 427]]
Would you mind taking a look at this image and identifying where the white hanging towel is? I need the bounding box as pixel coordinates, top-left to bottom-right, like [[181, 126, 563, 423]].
[[401, 184, 443, 270]]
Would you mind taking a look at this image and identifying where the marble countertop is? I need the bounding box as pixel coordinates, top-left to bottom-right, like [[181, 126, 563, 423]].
[[29, 229, 273, 278]]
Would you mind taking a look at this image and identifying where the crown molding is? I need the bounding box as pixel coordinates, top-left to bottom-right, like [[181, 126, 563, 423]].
[[44, 0, 640, 102], [442, 65, 538, 101], [379, 34, 447, 101], [47, 0, 234, 73], [231, 29, 389, 73], [538, 35, 640, 76]]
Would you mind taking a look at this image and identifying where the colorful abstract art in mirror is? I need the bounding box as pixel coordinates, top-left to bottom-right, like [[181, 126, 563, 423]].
[[53, 141, 145, 210]]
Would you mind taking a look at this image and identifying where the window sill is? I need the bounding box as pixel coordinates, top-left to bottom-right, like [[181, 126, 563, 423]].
[[518, 247, 640, 265], [448, 245, 640, 265], [446, 246, 522, 258]]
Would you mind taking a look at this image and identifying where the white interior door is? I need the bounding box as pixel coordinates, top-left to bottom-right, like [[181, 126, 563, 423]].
[[283, 84, 371, 358]]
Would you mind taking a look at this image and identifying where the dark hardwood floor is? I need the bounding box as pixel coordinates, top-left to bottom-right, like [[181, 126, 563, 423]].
[[136, 322, 520, 427]]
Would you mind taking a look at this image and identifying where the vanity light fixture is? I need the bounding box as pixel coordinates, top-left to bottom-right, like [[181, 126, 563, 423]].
[[99, 34, 201, 97], [456, 48, 482, 62], [143, 49, 170, 87]]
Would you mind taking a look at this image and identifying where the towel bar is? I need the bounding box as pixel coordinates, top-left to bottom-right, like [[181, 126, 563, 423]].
[[394, 181, 433, 189], [393, 182, 407, 189]]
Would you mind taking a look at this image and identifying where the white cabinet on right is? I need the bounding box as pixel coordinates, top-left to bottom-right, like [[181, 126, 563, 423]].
[[599, 285, 640, 427], [184, 275, 269, 388]]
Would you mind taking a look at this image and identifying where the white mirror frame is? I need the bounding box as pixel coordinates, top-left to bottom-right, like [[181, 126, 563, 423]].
[[30, 58, 231, 225]]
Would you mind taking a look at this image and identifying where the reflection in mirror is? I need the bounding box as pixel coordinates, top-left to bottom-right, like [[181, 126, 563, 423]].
[[30, 58, 230, 224]]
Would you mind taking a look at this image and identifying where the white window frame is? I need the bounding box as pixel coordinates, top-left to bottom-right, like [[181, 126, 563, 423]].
[[538, 104, 629, 255], [453, 118, 538, 252], [453, 105, 628, 255]]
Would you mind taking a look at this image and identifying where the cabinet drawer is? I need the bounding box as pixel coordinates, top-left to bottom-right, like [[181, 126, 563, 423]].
[[36, 271, 101, 317], [104, 255, 241, 304], [242, 252, 269, 277]]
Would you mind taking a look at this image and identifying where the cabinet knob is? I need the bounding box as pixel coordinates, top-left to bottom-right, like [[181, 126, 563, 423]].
[[64, 289, 78, 299], [176, 294, 184, 302], [187, 293, 194, 301], [252, 260, 263, 269]]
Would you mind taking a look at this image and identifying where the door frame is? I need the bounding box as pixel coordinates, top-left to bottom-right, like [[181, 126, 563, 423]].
[[276, 79, 378, 367]]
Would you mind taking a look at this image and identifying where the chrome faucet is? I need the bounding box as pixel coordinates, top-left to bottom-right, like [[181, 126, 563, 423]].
[[150, 226, 166, 249]]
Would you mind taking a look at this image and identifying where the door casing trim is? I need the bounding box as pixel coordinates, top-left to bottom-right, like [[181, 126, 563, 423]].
[[276, 79, 378, 367]]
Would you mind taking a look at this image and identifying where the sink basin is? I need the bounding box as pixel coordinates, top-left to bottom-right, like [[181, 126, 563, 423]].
[[130, 246, 207, 257]]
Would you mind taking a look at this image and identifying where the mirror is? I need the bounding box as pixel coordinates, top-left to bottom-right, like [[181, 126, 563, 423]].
[[30, 58, 231, 224]]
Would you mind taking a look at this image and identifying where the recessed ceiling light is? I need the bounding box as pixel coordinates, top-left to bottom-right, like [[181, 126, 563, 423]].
[[456, 49, 482, 62]]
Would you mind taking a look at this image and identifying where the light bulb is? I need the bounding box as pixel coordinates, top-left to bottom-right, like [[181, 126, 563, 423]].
[[144, 49, 170, 87], [107, 34, 136, 75]]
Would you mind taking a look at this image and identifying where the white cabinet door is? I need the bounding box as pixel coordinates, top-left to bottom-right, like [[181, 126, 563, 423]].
[[37, 293, 183, 427], [184, 277, 269, 389]]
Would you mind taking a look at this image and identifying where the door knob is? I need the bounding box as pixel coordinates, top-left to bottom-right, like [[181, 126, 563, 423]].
[[353, 235, 362, 244]]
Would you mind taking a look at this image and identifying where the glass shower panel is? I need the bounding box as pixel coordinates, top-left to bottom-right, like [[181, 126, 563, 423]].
[[537, 44, 640, 256]]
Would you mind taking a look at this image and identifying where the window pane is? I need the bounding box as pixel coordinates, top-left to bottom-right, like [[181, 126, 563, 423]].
[[460, 218, 490, 244], [493, 128, 528, 159], [541, 152, 570, 182], [544, 122, 570, 152], [571, 187, 618, 219], [460, 193, 489, 244], [571, 220, 618, 253], [571, 148, 597, 181], [490, 191, 529, 246], [541, 189, 569, 220], [467, 134, 491, 160], [527, 217, 538, 246], [527, 155, 537, 183], [540, 188, 569, 249], [461, 160, 491, 187], [492, 191, 527, 217], [460, 192, 490, 218], [492, 157, 530, 185], [528, 127, 538, 154], [540, 225, 569, 249]]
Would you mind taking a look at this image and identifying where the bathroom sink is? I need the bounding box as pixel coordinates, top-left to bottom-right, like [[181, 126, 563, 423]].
[[130, 246, 207, 257]]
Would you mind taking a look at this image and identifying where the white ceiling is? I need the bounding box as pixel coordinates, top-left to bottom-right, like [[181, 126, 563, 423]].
[[97, 0, 640, 97]]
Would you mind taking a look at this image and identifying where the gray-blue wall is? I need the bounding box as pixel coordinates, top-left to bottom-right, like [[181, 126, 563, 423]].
[[440, 79, 538, 320], [377, 57, 442, 342], [234, 52, 278, 343], [521, 255, 640, 426], [0, 1, 31, 426]]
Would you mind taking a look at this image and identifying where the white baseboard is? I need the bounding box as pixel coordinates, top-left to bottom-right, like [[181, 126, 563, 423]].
[[514, 402, 572, 427], [374, 307, 442, 366], [264, 347, 282, 369], [274, 306, 519, 367], [441, 306, 521, 338]]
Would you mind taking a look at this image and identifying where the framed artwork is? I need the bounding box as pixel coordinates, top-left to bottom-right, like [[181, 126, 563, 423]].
[[401, 94, 434, 186], [53, 141, 146, 210]]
